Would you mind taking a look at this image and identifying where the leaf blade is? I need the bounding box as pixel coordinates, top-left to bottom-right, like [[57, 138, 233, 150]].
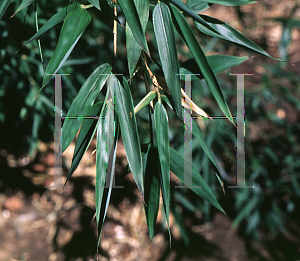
[[170, 147, 225, 214], [171, 4, 234, 123], [0, 0, 11, 20], [154, 100, 170, 230], [22, 4, 80, 47], [169, 0, 218, 33], [118, 0, 149, 55], [87, 0, 100, 10], [114, 76, 144, 197], [96, 103, 119, 246], [134, 91, 156, 114], [66, 102, 103, 185], [179, 55, 249, 80], [95, 106, 108, 226], [186, 0, 210, 13], [10, 0, 34, 18], [62, 63, 112, 153], [144, 145, 160, 239], [126, 0, 149, 76], [195, 14, 279, 60], [153, 2, 182, 116], [42, 7, 91, 90]]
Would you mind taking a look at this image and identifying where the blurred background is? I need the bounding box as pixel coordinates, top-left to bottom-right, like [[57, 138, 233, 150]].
[[0, 0, 300, 260]]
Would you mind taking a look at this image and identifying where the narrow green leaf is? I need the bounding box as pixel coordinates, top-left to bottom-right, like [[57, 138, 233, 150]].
[[10, 0, 34, 18], [134, 91, 156, 114], [22, 4, 80, 47], [96, 106, 108, 226], [144, 145, 160, 239], [62, 63, 112, 153], [96, 106, 119, 246], [161, 95, 173, 110], [195, 15, 280, 60], [35, 5, 43, 64], [179, 55, 248, 80], [153, 2, 182, 116], [170, 148, 225, 214], [169, 0, 218, 34], [95, 100, 115, 225], [286, 19, 300, 28], [115, 164, 131, 186], [174, 191, 198, 213], [87, 0, 100, 10], [171, 4, 234, 123], [126, 0, 149, 76], [42, 8, 91, 90], [199, 0, 257, 6], [154, 100, 170, 230], [161, 93, 220, 177], [232, 197, 259, 228], [215, 172, 225, 194], [0, 0, 11, 20], [114, 76, 144, 197], [96, 186, 111, 247], [187, 112, 219, 170], [65, 102, 103, 185], [118, 0, 149, 55], [186, 0, 210, 13]]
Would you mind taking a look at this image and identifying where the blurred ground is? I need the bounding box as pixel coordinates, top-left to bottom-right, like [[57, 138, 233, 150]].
[[1, 0, 300, 260], [0, 140, 256, 261]]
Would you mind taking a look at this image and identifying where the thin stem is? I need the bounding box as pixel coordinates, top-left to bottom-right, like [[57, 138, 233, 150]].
[[113, 3, 117, 58], [35, 2, 44, 66]]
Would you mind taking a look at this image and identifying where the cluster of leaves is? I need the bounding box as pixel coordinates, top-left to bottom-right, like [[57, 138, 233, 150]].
[[233, 62, 300, 240], [173, 11, 300, 250], [1, 0, 285, 249]]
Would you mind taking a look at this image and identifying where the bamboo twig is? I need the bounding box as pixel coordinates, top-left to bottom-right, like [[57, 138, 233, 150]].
[[113, 2, 117, 58]]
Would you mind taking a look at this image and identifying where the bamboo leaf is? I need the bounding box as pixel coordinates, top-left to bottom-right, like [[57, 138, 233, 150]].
[[10, 0, 34, 18], [153, 2, 182, 116], [232, 197, 259, 228], [62, 63, 112, 153], [114, 76, 144, 197], [96, 99, 117, 232], [171, 4, 234, 123], [182, 110, 219, 172], [186, 0, 210, 13], [96, 119, 119, 246], [0, 0, 11, 20], [87, 0, 100, 10], [154, 100, 170, 230], [169, 0, 218, 34], [126, 0, 149, 76], [195, 14, 280, 61], [96, 106, 107, 226], [22, 4, 80, 47], [134, 91, 156, 114], [179, 55, 249, 80], [144, 145, 160, 239], [170, 147, 225, 214], [118, 0, 149, 55], [65, 102, 103, 185], [41, 7, 91, 90]]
